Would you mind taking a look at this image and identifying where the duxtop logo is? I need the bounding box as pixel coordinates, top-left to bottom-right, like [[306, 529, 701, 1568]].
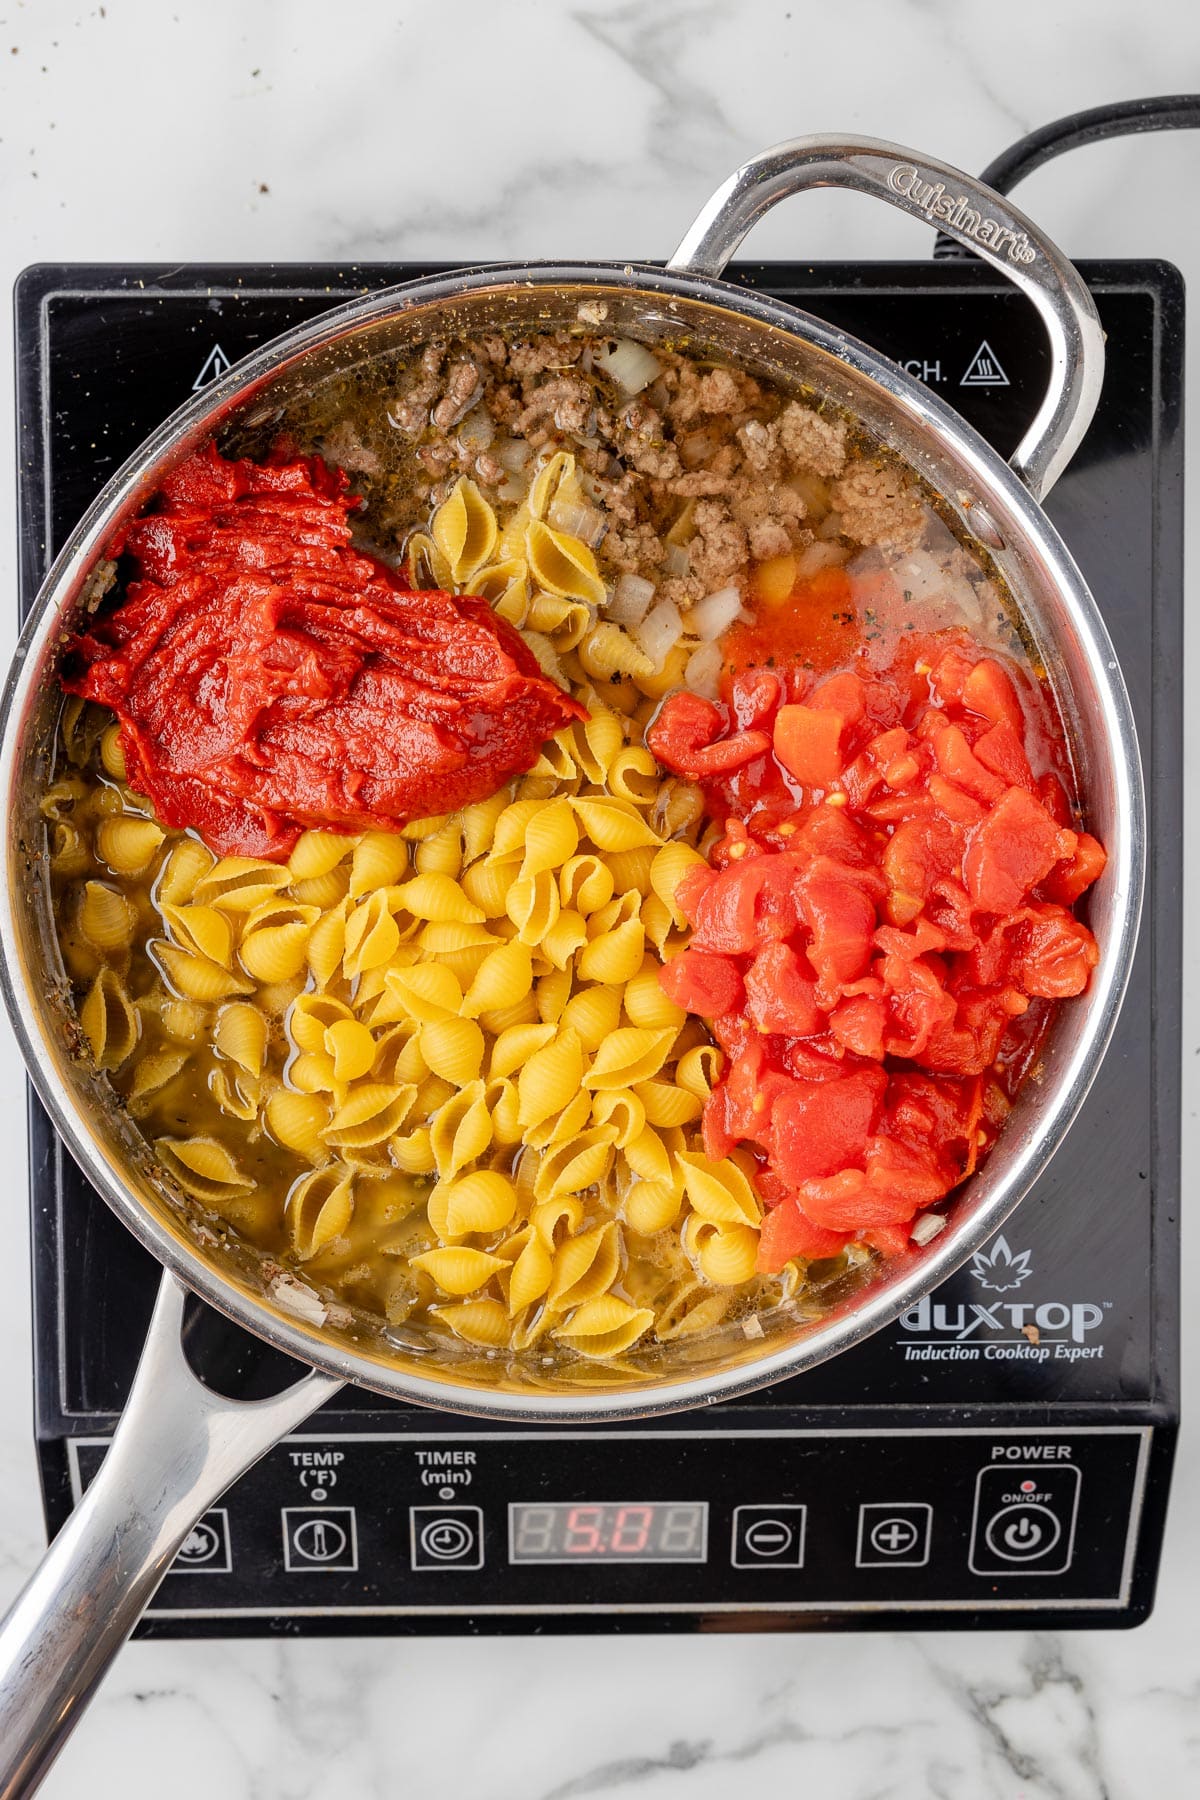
[[969, 1234, 1033, 1294]]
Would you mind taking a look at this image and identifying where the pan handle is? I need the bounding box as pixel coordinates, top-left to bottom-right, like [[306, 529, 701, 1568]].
[[0, 1271, 341, 1796], [666, 135, 1104, 501]]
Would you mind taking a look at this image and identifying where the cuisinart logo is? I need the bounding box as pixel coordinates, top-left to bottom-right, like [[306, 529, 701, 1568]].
[[897, 1233, 1110, 1363], [887, 165, 1038, 266]]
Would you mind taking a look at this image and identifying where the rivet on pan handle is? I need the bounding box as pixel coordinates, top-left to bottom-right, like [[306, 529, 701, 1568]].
[[0, 1272, 342, 1796], [667, 135, 1105, 502]]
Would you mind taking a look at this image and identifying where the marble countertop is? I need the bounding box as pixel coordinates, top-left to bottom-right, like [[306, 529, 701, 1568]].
[[1, 2, 1198, 1794]]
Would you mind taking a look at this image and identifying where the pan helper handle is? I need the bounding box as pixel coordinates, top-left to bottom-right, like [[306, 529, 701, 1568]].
[[0, 1272, 342, 1798], [667, 135, 1104, 502]]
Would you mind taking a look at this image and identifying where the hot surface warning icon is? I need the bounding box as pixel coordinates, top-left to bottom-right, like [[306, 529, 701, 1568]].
[[192, 343, 233, 391], [960, 340, 1009, 387]]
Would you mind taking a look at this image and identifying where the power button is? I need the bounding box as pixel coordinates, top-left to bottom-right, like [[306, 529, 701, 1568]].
[[969, 1465, 1080, 1577]]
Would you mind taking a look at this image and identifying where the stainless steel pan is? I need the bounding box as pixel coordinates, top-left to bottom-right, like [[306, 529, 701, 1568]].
[[0, 138, 1142, 1793]]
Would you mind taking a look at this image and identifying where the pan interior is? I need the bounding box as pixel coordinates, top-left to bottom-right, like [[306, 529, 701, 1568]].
[[4, 275, 1138, 1417]]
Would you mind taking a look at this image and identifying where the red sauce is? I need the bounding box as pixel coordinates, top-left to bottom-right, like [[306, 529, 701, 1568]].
[[650, 575, 1106, 1273], [62, 444, 585, 860]]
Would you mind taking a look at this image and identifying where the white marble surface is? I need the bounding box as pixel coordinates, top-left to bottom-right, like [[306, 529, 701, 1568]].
[[1, 0, 1198, 1793]]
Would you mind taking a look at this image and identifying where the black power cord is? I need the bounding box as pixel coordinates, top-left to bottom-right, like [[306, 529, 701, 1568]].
[[933, 93, 1200, 258]]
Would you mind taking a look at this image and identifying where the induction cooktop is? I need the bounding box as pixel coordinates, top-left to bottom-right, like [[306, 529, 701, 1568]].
[[13, 258, 1181, 1633]]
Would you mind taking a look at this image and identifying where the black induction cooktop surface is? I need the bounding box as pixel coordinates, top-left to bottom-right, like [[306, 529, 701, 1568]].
[[14, 260, 1181, 1632]]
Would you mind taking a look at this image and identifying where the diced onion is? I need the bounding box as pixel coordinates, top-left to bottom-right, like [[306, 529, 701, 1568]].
[[794, 539, 849, 580], [632, 598, 683, 670], [457, 407, 495, 451], [547, 497, 607, 548], [689, 585, 744, 642], [593, 337, 662, 395], [663, 542, 691, 578], [684, 640, 723, 699], [606, 572, 656, 625], [910, 1213, 947, 1246], [493, 437, 532, 473]]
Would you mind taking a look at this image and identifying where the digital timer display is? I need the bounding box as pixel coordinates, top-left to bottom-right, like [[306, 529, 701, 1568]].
[[508, 1501, 708, 1564]]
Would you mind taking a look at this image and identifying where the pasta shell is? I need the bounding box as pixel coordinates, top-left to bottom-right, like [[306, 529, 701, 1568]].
[[342, 893, 401, 979], [584, 1027, 677, 1090], [394, 872, 485, 925], [526, 518, 605, 606], [430, 1079, 493, 1181], [461, 940, 533, 1018], [163, 903, 234, 968], [410, 1247, 507, 1296], [624, 963, 686, 1031], [517, 1028, 584, 1131], [578, 918, 645, 985], [547, 1222, 621, 1310], [519, 799, 579, 880], [324, 1019, 376, 1083], [99, 720, 128, 781], [492, 800, 548, 857], [461, 790, 511, 863], [623, 1179, 683, 1236], [419, 1016, 486, 1085], [79, 967, 139, 1068], [485, 1076, 522, 1147], [266, 1090, 331, 1163], [214, 1001, 268, 1075], [651, 842, 709, 927], [155, 1136, 254, 1206], [125, 1045, 190, 1115], [634, 1079, 703, 1127], [461, 854, 519, 917], [288, 830, 354, 881], [413, 821, 464, 879], [194, 858, 290, 911], [578, 621, 654, 683], [607, 746, 661, 806], [391, 1126, 437, 1174], [383, 961, 463, 1023], [507, 1232, 554, 1312], [505, 870, 560, 945], [561, 983, 622, 1052], [532, 1127, 617, 1203], [541, 910, 588, 971], [78, 881, 135, 954], [534, 964, 572, 1024], [695, 1222, 760, 1287], [677, 1152, 762, 1227], [435, 1298, 511, 1348], [572, 797, 662, 853], [323, 1084, 415, 1148], [442, 1170, 518, 1236], [96, 815, 164, 877], [349, 830, 409, 895], [290, 993, 354, 1053], [552, 1296, 654, 1358], [559, 853, 615, 916], [431, 476, 498, 582], [306, 902, 349, 987], [209, 1065, 261, 1122], [290, 866, 351, 910], [287, 1166, 355, 1259], [676, 1043, 724, 1100], [157, 837, 217, 904], [155, 942, 254, 1003], [590, 1088, 647, 1148]]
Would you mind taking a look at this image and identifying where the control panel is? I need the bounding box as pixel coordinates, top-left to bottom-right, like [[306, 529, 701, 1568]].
[[68, 1427, 1150, 1621]]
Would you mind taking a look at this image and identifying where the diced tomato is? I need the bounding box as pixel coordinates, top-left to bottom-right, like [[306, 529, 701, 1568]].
[[1041, 831, 1107, 905], [744, 941, 823, 1036], [658, 946, 744, 1018], [773, 703, 847, 788], [962, 787, 1075, 913], [1009, 903, 1100, 998], [879, 953, 957, 1059], [684, 730, 773, 776], [756, 1198, 850, 1272], [798, 863, 878, 1003], [729, 668, 783, 731], [932, 724, 1006, 804], [974, 718, 1035, 790], [830, 993, 887, 1058], [963, 657, 1025, 735], [687, 853, 806, 954], [811, 670, 867, 725], [882, 814, 961, 924], [770, 1067, 887, 1184], [1038, 770, 1073, 826], [796, 1166, 918, 1229], [928, 645, 975, 706], [646, 691, 726, 777], [860, 1222, 913, 1259]]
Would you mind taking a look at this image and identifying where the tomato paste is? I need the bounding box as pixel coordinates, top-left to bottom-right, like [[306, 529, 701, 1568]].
[[62, 444, 585, 859], [651, 617, 1105, 1274]]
